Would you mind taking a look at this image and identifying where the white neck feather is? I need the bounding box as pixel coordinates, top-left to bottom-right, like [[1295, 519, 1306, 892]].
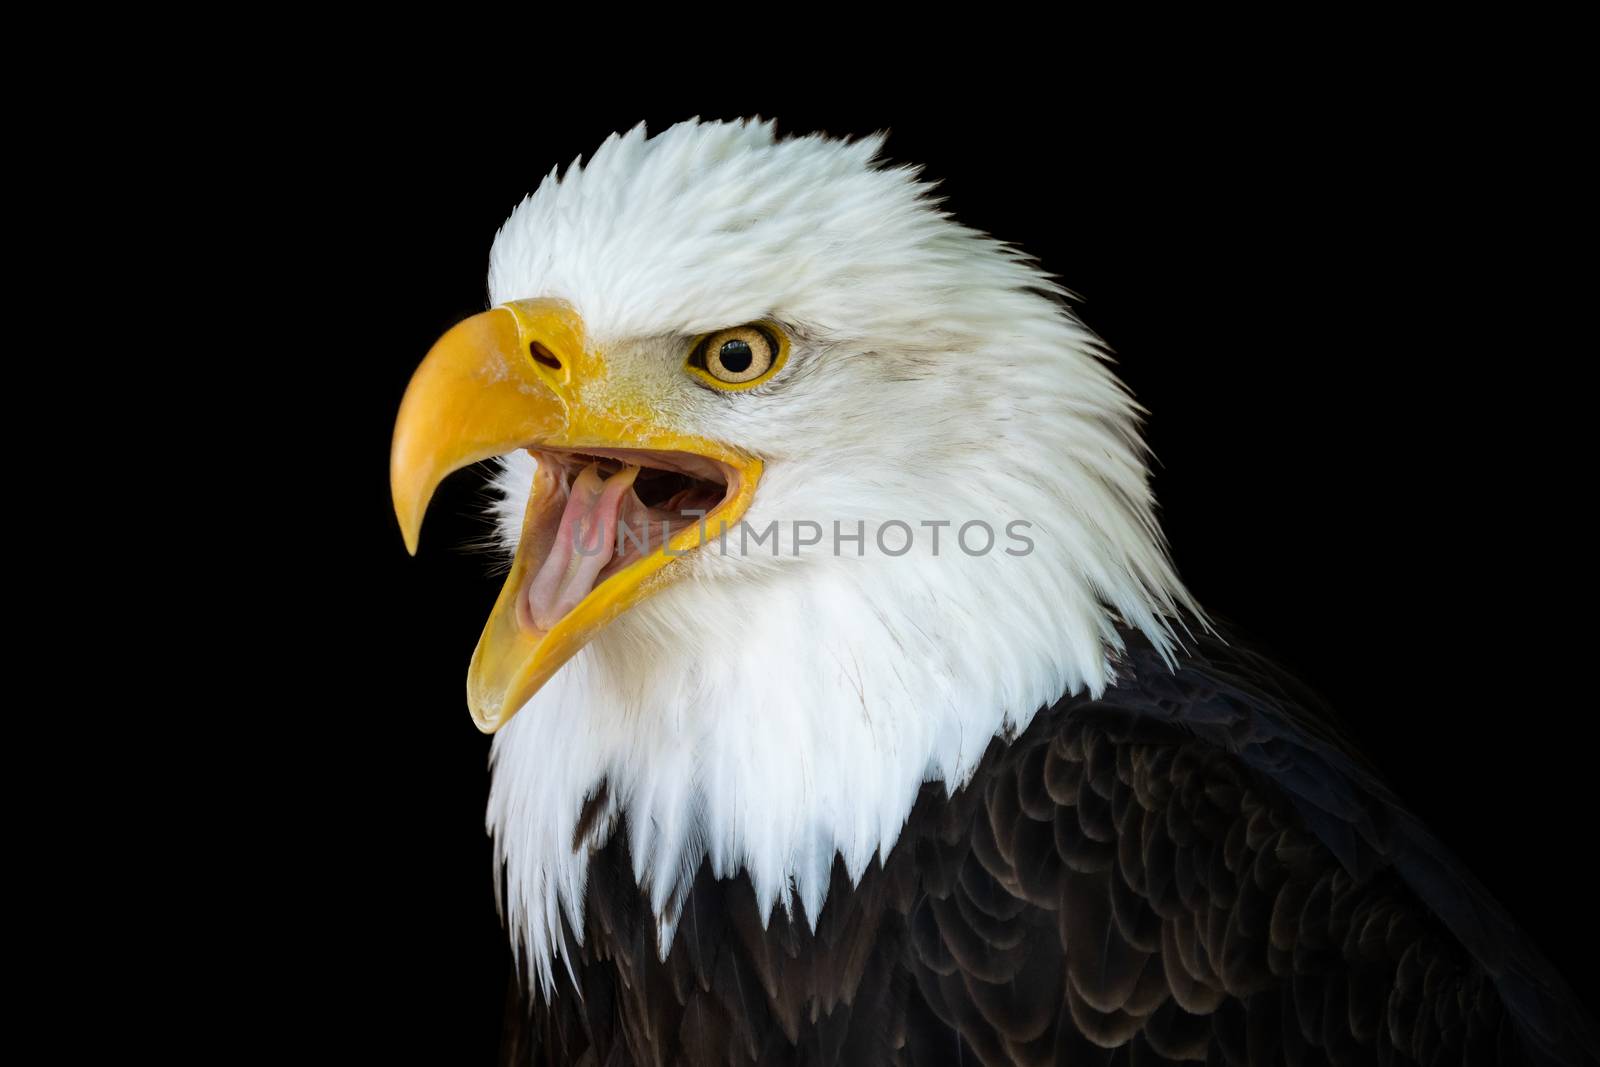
[[484, 336, 1195, 994]]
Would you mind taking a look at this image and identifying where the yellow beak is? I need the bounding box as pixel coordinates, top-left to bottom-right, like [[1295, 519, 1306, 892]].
[[391, 298, 762, 733]]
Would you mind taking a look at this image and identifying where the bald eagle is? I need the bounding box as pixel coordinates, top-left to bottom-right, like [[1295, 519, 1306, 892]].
[[390, 119, 1595, 1065]]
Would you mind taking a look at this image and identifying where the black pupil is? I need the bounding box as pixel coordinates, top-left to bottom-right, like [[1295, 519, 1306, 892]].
[[718, 339, 754, 374]]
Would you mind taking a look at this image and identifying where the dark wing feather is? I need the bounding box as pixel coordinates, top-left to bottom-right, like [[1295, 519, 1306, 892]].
[[501, 630, 1597, 1065]]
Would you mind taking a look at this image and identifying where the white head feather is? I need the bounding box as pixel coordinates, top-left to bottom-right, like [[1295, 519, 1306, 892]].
[[478, 118, 1197, 994]]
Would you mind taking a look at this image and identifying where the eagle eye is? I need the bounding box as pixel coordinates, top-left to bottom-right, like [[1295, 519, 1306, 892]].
[[687, 323, 787, 391]]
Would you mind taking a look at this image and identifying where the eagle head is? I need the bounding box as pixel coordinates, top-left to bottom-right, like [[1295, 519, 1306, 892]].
[[391, 118, 1195, 990]]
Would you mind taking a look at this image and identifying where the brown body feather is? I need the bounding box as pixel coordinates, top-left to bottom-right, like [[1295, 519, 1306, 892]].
[[501, 634, 1596, 1066]]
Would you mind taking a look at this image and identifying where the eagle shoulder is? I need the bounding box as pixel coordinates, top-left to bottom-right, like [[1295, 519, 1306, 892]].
[[901, 631, 1595, 1066]]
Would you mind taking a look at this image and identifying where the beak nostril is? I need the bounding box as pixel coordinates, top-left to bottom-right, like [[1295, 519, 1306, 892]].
[[530, 342, 562, 371]]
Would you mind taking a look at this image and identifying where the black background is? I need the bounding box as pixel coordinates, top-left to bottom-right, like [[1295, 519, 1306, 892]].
[[266, 80, 1594, 1059]]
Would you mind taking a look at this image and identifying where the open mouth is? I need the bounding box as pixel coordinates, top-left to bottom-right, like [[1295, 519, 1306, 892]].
[[390, 297, 766, 732], [513, 447, 739, 634]]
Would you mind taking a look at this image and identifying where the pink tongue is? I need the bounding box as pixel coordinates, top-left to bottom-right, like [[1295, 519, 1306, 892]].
[[523, 463, 640, 631]]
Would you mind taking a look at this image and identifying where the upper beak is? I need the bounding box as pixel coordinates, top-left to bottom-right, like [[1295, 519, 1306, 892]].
[[391, 299, 761, 732]]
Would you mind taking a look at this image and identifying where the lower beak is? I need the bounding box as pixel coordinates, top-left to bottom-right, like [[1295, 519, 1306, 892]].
[[390, 299, 761, 733]]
